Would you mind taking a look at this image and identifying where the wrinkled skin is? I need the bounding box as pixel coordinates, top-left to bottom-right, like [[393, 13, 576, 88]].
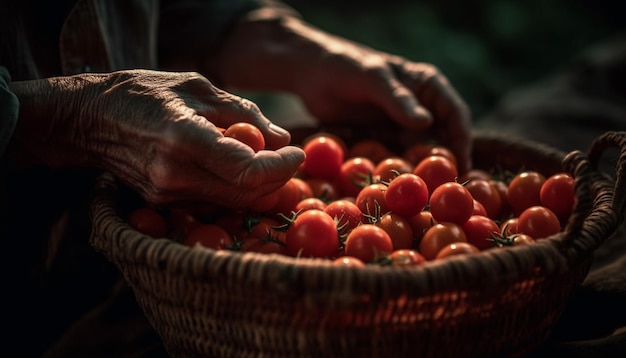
[[8, 70, 305, 208], [210, 16, 472, 173]]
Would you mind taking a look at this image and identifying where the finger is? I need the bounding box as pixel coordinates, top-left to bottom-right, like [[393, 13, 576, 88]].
[[369, 76, 434, 131]]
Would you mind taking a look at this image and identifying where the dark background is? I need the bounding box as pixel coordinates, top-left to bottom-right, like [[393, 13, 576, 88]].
[[250, 0, 625, 128]]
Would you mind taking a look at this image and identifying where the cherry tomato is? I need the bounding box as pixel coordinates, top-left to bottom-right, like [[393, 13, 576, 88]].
[[459, 169, 493, 182], [500, 217, 520, 236], [429, 182, 474, 225], [285, 209, 339, 258], [402, 143, 435, 165], [241, 237, 288, 255], [419, 222, 467, 260], [306, 178, 339, 203], [461, 215, 500, 251], [183, 224, 235, 250], [388, 249, 426, 267], [384, 173, 429, 218], [507, 171, 546, 216], [336, 157, 376, 198], [165, 207, 202, 241], [249, 216, 286, 244], [300, 136, 344, 180], [540, 173, 576, 219], [128, 206, 168, 238], [472, 199, 488, 217], [374, 212, 414, 250], [373, 157, 413, 183], [465, 179, 502, 219], [223, 122, 265, 152], [247, 190, 280, 213], [324, 199, 364, 236], [332, 256, 366, 267], [408, 210, 436, 247], [413, 155, 458, 195], [268, 177, 302, 217], [490, 179, 511, 219], [344, 224, 394, 263], [295, 197, 328, 212], [435, 242, 480, 259], [517, 206, 561, 240], [355, 183, 389, 217], [291, 177, 314, 200]]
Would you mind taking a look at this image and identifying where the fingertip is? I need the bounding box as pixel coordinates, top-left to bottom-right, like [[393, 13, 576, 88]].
[[263, 123, 292, 150]]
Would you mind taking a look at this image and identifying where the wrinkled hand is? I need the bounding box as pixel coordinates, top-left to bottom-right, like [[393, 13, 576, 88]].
[[9, 70, 305, 208]]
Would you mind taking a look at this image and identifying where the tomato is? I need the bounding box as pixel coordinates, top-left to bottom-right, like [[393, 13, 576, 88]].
[[465, 179, 502, 219], [285, 209, 339, 258], [517, 206, 561, 240], [247, 190, 280, 213], [373, 157, 413, 183], [384, 173, 429, 218], [324, 199, 364, 236], [499, 217, 520, 236], [344, 224, 394, 263], [459, 169, 492, 182], [301, 132, 348, 158], [413, 155, 458, 195], [507, 171, 546, 216], [402, 143, 435, 165], [249, 216, 286, 244], [419, 222, 467, 260], [374, 212, 414, 250], [408, 210, 436, 247], [355, 183, 389, 217], [428, 182, 474, 225], [428, 145, 458, 169], [388, 249, 426, 267], [128, 206, 168, 238], [306, 178, 339, 203], [472, 199, 488, 217], [291, 177, 314, 200], [435, 242, 480, 259], [348, 139, 393, 164], [490, 179, 511, 219], [300, 136, 344, 180], [336, 157, 376, 198], [540, 173, 576, 219], [223, 122, 265, 152], [461, 215, 500, 251], [165, 207, 202, 241], [295, 197, 328, 212], [213, 212, 249, 241], [183, 224, 236, 250], [332, 256, 366, 267], [268, 177, 302, 217], [240, 237, 288, 255], [510, 234, 535, 246]]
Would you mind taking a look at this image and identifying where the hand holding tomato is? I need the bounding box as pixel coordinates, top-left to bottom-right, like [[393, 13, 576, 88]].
[[10, 70, 305, 209]]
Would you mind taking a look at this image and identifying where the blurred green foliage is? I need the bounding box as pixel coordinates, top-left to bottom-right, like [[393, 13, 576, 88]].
[[252, 0, 623, 124]]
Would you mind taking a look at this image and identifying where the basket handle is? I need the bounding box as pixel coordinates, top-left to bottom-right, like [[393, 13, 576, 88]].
[[560, 131, 626, 247]]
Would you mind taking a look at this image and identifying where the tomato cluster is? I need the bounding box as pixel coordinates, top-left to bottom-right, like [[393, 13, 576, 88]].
[[127, 130, 577, 268]]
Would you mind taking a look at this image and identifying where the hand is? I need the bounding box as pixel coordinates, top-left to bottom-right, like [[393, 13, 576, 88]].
[[8, 70, 305, 208], [210, 16, 472, 173]]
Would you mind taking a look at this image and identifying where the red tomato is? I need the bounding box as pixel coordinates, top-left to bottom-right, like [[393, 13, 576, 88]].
[[249, 216, 286, 244], [435, 242, 480, 259], [344, 224, 394, 263], [332, 256, 366, 267], [291, 177, 314, 200], [459, 169, 493, 182], [295, 197, 328, 212], [285, 209, 339, 258], [223, 122, 265, 152], [165, 207, 201, 241], [128, 206, 168, 238], [384, 173, 429, 218], [490, 179, 511, 219], [373, 157, 413, 183], [500, 217, 520, 236], [408, 210, 436, 247], [241, 237, 288, 255], [336, 157, 376, 198], [355, 183, 389, 217], [268, 178, 302, 217], [402, 143, 435, 165], [348, 140, 393, 164], [429, 182, 474, 225], [461, 215, 500, 251], [413, 155, 458, 195], [540, 173, 576, 219], [306, 178, 339, 203], [472, 199, 488, 217], [517, 206, 561, 240], [324, 199, 364, 236], [247, 190, 280, 213], [374, 212, 415, 250], [183, 224, 235, 250], [213, 212, 249, 241], [465, 179, 502, 219], [388, 249, 426, 267], [507, 171, 546, 216], [300, 136, 344, 180], [419, 222, 467, 260], [428, 145, 458, 169]]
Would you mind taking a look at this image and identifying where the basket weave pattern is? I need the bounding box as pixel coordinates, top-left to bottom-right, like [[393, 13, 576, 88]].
[[90, 130, 626, 357]]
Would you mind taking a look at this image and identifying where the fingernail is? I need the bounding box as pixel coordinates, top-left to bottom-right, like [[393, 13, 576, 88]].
[[269, 123, 289, 136]]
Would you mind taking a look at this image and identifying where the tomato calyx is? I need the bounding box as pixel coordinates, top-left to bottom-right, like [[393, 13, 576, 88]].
[[488, 224, 534, 247]]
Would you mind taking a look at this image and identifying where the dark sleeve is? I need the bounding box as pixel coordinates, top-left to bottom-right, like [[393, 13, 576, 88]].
[[158, 0, 299, 75], [0, 66, 19, 157]]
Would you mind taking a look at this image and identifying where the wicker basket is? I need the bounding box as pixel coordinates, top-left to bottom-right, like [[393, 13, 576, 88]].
[[89, 129, 626, 358]]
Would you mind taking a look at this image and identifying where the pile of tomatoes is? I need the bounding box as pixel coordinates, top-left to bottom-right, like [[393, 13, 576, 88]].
[[127, 123, 576, 268]]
